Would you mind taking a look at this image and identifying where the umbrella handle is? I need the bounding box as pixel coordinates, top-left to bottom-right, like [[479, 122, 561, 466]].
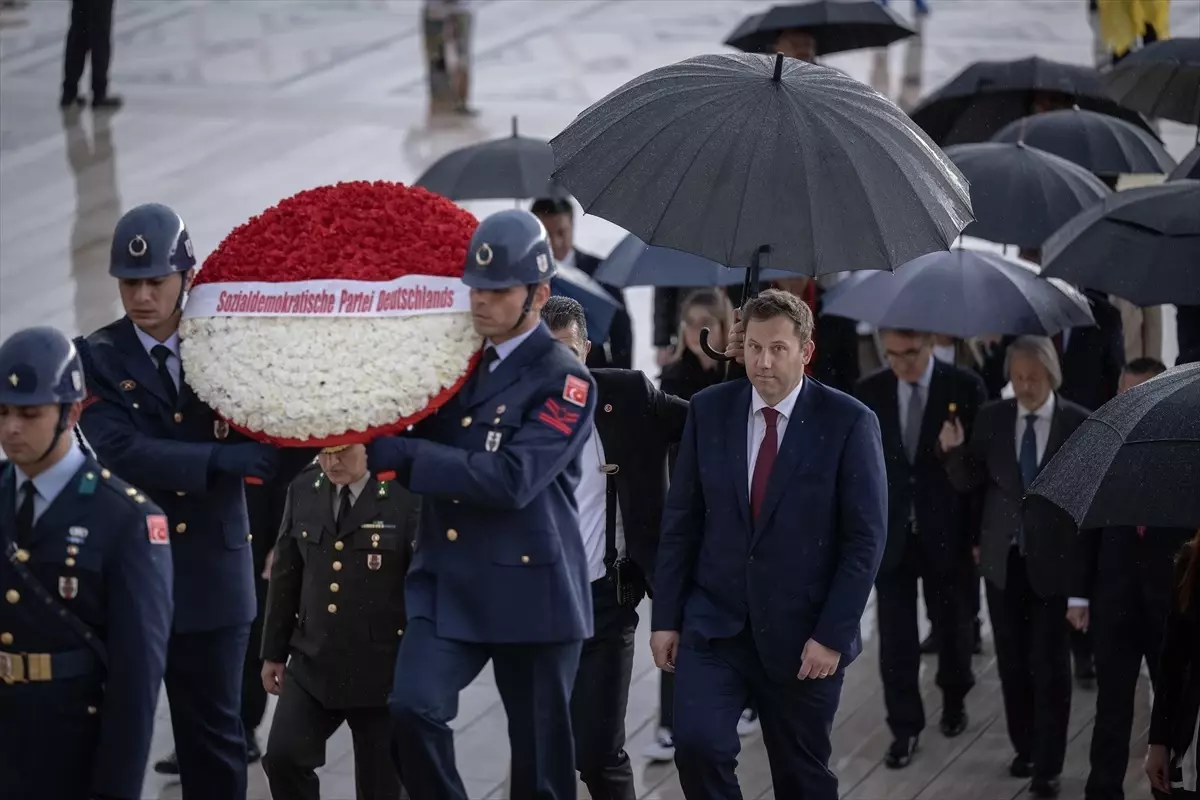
[[699, 244, 771, 362], [700, 327, 732, 362]]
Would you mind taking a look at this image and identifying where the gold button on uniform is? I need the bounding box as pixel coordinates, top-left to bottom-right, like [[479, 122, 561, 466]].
[[334, 541, 344, 551], [87, 706, 97, 715], [330, 583, 340, 593], [521, 555, 530, 564], [327, 604, 337, 614], [461, 416, 472, 427], [101, 469, 111, 479], [446, 529, 458, 542], [85, 472, 95, 480], [371, 533, 381, 542], [65, 558, 76, 567], [0, 632, 12, 646], [332, 561, 343, 571], [173, 412, 183, 423], [176, 523, 187, 534], [397, 629, 404, 636], [176, 491, 186, 497], [14, 549, 29, 563], [67, 545, 79, 555], [247, 534, 253, 543], [302, 530, 308, 538], [5, 590, 19, 604], [125, 488, 137, 497]]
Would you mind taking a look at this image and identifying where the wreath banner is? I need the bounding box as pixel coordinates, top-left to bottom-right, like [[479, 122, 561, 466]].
[[183, 275, 469, 318]]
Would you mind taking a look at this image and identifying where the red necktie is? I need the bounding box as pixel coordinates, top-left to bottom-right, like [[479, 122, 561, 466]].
[[751, 407, 780, 520], [1137, 525, 1146, 538]]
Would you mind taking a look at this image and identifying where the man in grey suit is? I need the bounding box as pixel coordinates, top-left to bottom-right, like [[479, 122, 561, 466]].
[[940, 335, 1090, 800]]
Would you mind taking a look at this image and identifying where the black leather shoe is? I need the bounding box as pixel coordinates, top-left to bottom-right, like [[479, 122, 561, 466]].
[[153, 751, 179, 775], [1030, 777, 1061, 798], [246, 737, 261, 763], [1009, 756, 1034, 778], [919, 630, 938, 654], [59, 95, 85, 109], [940, 708, 968, 737], [92, 94, 123, 110], [885, 736, 918, 769]]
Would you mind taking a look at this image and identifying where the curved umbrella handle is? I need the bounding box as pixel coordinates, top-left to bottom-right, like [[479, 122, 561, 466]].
[[700, 328, 732, 362]]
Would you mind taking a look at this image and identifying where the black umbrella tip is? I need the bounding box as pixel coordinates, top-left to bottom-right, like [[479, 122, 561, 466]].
[[773, 52, 784, 81]]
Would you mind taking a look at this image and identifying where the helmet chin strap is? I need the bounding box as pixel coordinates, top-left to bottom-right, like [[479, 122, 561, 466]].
[[508, 285, 538, 333], [36, 405, 72, 463]]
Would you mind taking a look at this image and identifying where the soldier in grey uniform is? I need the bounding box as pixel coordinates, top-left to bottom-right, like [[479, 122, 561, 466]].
[[260, 444, 419, 800]]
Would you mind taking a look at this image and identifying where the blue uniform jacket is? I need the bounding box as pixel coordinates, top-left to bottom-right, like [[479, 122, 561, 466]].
[[75, 316, 256, 632], [0, 457, 173, 800], [651, 378, 887, 681], [379, 322, 597, 644]]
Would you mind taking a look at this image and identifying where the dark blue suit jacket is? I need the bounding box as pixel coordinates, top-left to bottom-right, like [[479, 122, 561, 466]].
[[652, 377, 887, 681], [0, 457, 173, 800], [380, 322, 597, 644], [76, 317, 259, 633]]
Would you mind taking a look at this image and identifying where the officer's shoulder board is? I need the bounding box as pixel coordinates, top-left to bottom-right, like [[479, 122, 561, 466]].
[[87, 464, 171, 545], [295, 461, 324, 491]]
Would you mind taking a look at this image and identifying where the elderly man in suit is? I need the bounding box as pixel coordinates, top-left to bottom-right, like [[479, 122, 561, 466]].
[[651, 289, 887, 800], [941, 335, 1091, 799], [855, 328, 988, 768], [541, 296, 688, 800]]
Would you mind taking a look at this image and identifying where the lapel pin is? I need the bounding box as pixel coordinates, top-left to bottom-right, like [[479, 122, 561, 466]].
[[496, 405, 506, 414], [486, 430, 503, 452], [120, 380, 136, 391], [603, 404, 613, 413]]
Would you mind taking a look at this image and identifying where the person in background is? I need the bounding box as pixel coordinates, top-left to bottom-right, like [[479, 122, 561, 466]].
[[0, 326, 173, 800], [941, 336, 1090, 799], [531, 197, 633, 370], [541, 296, 688, 800], [1144, 529, 1200, 799], [773, 28, 818, 61], [856, 328, 986, 768], [1070, 358, 1195, 800], [260, 444, 418, 800], [62, 0, 121, 109], [422, 0, 474, 115]]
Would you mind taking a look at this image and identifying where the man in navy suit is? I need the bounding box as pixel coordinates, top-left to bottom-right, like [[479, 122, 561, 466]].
[[652, 288, 887, 800]]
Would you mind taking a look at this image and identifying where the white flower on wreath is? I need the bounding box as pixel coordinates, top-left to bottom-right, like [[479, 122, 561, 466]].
[[180, 314, 481, 441]]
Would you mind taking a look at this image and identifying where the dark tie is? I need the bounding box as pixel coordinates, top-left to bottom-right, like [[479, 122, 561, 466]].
[[1016, 413, 1039, 554], [479, 346, 499, 373], [750, 407, 780, 521], [903, 382, 924, 463], [16, 481, 36, 545], [336, 485, 353, 533], [151, 344, 179, 407]]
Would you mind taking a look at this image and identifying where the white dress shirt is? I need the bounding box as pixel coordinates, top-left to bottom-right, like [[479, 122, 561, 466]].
[[574, 425, 627, 582], [133, 324, 182, 390], [12, 445, 88, 524], [331, 472, 370, 518], [747, 378, 804, 492], [485, 324, 539, 372], [897, 355, 935, 433], [1014, 392, 1056, 465]]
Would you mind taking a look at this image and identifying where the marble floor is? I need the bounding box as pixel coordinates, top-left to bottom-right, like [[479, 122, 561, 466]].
[[2, 1, 1197, 798]]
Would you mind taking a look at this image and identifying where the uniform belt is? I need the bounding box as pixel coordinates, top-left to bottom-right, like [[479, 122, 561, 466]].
[[0, 648, 98, 685]]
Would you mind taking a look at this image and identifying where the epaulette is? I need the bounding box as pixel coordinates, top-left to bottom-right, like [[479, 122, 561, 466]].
[[87, 464, 153, 509]]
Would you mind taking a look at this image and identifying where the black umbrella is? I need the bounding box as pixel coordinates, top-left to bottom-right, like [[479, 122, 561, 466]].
[[944, 142, 1110, 248], [1040, 180, 1200, 306], [1169, 146, 1200, 181], [594, 234, 793, 288], [820, 248, 1094, 338], [1027, 363, 1200, 529], [724, 1, 915, 56], [990, 108, 1176, 177], [1102, 37, 1200, 126], [910, 56, 1156, 146], [414, 117, 562, 201]]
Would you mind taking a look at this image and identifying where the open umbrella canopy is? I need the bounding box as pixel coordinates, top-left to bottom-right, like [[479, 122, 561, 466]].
[[1027, 363, 1200, 529], [724, 0, 915, 56], [550, 261, 619, 342], [910, 56, 1155, 146], [1169, 145, 1200, 181], [944, 142, 1110, 248], [990, 108, 1175, 177], [414, 118, 562, 201], [1040, 180, 1200, 306], [819, 247, 1094, 338], [594, 234, 793, 288], [550, 53, 972, 277], [1102, 37, 1200, 126]]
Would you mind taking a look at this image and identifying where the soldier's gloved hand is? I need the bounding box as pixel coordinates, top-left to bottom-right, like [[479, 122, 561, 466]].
[[211, 443, 280, 481], [365, 436, 413, 482]]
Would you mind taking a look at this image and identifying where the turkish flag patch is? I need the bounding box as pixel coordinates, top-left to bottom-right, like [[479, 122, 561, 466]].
[[562, 375, 589, 408], [537, 398, 580, 436], [147, 514, 170, 545]]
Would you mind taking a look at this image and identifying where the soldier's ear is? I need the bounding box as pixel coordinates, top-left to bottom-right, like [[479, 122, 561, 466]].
[[65, 401, 83, 428], [183, 268, 197, 293], [584, 340, 592, 360]]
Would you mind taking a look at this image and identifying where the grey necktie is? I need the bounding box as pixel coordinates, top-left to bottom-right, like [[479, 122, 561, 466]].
[[904, 382, 924, 462]]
